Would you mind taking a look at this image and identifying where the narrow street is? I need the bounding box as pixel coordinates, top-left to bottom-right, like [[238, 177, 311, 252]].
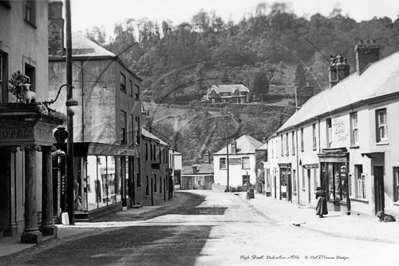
[[1, 191, 398, 266]]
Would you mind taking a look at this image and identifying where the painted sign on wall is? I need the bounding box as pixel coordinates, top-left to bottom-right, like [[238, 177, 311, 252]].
[[333, 116, 349, 146]]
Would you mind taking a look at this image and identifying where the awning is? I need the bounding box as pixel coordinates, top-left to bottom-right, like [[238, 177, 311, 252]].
[[361, 151, 384, 159], [55, 142, 137, 157]]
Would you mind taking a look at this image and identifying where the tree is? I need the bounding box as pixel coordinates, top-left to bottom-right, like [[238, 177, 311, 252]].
[[251, 69, 270, 102]]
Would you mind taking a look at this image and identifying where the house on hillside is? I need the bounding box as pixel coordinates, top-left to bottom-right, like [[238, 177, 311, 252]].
[[0, 0, 65, 243], [205, 84, 250, 103], [213, 135, 262, 191], [181, 164, 214, 190], [48, 2, 143, 221], [267, 40, 399, 219]]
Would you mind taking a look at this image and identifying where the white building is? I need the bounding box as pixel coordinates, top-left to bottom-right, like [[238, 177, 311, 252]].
[[213, 135, 262, 190], [266, 41, 399, 218]]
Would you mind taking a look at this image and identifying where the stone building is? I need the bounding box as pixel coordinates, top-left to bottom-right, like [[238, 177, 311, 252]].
[[205, 84, 250, 103], [0, 0, 65, 243], [47, 2, 142, 220]]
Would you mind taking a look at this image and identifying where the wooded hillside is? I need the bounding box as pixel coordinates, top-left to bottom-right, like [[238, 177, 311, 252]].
[[86, 3, 399, 164]]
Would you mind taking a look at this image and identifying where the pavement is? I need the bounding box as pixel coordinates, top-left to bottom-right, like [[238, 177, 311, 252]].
[[1, 190, 399, 258]]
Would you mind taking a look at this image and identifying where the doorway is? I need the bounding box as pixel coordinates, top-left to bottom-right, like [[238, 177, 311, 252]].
[[374, 166, 385, 214]]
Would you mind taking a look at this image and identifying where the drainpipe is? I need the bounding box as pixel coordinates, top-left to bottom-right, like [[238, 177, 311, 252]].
[[295, 126, 300, 204], [317, 116, 321, 153]]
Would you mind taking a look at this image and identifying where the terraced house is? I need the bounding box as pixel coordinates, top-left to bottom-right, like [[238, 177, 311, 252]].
[[267, 41, 399, 219]]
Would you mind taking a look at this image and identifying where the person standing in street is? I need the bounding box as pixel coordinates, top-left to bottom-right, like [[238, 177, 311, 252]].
[[315, 187, 328, 218]]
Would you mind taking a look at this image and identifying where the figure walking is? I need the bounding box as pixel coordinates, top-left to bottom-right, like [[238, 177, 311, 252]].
[[315, 187, 328, 218]]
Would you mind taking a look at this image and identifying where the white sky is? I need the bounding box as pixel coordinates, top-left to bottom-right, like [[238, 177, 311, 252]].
[[69, 0, 399, 37]]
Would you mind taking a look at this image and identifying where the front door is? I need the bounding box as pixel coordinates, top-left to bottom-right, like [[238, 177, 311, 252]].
[[374, 166, 385, 214]]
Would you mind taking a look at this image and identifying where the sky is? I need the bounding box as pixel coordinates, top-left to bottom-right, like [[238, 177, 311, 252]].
[[69, 0, 399, 37]]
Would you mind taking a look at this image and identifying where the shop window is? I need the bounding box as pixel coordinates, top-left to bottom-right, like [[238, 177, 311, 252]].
[[120, 72, 126, 93], [350, 112, 359, 145], [242, 157, 250, 169], [355, 165, 365, 199], [394, 168, 399, 202], [376, 109, 388, 142], [220, 158, 226, 169], [24, 0, 36, 26], [326, 118, 332, 147]]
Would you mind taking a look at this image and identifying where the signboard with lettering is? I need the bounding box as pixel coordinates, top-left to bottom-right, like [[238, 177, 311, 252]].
[[304, 164, 319, 169], [229, 158, 241, 165], [332, 116, 349, 146]]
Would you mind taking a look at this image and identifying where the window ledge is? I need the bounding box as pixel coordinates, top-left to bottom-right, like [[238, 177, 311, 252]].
[[349, 197, 369, 203], [393, 202, 399, 206], [24, 19, 37, 29], [349, 145, 359, 149], [376, 141, 389, 146]]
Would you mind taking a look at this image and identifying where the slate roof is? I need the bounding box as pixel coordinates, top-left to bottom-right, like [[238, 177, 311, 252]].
[[255, 143, 268, 151], [214, 135, 263, 155], [277, 51, 399, 133], [142, 128, 169, 146], [72, 32, 116, 57], [209, 84, 249, 94], [182, 164, 214, 175]]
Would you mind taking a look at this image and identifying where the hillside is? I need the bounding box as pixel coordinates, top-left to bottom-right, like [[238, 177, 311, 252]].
[[85, 4, 399, 163]]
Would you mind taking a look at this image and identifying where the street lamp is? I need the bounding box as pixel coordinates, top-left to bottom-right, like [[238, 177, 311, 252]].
[[46, 83, 79, 225]]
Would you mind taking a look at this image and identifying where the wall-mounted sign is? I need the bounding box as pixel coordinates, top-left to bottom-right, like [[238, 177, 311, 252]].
[[303, 164, 319, 169], [229, 158, 242, 165]]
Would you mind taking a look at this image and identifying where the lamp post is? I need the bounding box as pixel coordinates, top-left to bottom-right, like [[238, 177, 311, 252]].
[[45, 84, 78, 225]]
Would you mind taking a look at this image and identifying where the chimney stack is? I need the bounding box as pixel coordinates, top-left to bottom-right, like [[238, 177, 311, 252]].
[[48, 1, 64, 56], [328, 54, 350, 88], [355, 40, 380, 75]]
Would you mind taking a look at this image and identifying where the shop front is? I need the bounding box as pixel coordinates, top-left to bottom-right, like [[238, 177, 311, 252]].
[[52, 140, 137, 221], [318, 148, 350, 214], [278, 163, 292, 201]]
